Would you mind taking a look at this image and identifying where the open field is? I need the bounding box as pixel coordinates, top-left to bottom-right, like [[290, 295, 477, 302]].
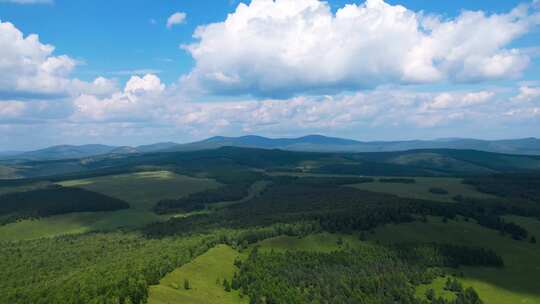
[[148, 244, 247, 304], [58, 171, 222, 210], [0, 165, 18, 179], [0, 171, 221, 241], [350, 176, 496, 202], [416, 276, 458, 302], [148, 234, 368, 304], [267, 172, 495, 202], [367, 216, 540, 304], [0, 181, 52, 195], [0, 209, 161, 241]]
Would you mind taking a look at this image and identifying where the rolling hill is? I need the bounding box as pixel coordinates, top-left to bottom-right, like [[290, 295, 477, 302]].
[[2, 135, 540, 162], [165, 135, 540, 155], [1, 146, 540, 180]]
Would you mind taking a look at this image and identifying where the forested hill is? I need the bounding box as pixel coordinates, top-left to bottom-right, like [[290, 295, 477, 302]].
[[2, 135, 540, 161], [2, 146, 540, 180], [164, 135, 540, 155]]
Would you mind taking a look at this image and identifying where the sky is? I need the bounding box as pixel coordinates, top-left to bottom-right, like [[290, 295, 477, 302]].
[[1, 0, 540, 150]]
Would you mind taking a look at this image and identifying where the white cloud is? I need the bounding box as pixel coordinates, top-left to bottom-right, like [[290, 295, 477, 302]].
[[0, 20, 117, 99], [0, 20, 75, 96], [72, 74, 165, 122], [71, 77, 119, 97], [182, 0, 540, 97], [512, 86, 540, 102], [427, 91, 495, 109], [109, 69, 162, 76], [0, 101, 26, 118], [124, 74, 165, 95], [167, 12, 187, 28], [6, 80, 540, 148], [70, 73, 514, 136]]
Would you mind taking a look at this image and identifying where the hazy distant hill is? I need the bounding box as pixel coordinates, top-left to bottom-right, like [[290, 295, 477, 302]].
[[2, 135, 540, 161], [164, 135, 540, 155], [162, 135, 360, 152], [17, 145, 119, 160], [1, 142, 180, 161]]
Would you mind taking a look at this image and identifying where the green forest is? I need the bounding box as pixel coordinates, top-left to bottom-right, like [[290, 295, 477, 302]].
[[0, 147, 539, 304]]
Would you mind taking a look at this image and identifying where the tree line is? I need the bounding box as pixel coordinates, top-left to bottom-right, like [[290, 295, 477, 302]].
[[0, 186, 129, 224]]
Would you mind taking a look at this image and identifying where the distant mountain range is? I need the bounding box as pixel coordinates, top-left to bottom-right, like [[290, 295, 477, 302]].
[[2, 135, 540, 160]]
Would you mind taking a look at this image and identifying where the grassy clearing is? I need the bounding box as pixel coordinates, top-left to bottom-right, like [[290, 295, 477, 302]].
[[0, 181, 52, 195], [147, 244, 247, 304], [350, 176, 495, 202], [59, 171, 222, 210], [366, 216, 540, 304], [0, 171, 221, 241], [0, 165, 18, 179], [147, 234, 367, 304], [416, 276, 457, 302], [0, 209, 162, 241]]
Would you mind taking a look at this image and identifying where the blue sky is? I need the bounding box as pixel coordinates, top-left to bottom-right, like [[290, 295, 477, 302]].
[[2, 0, 535, 83], [0, 0, 539, 149]]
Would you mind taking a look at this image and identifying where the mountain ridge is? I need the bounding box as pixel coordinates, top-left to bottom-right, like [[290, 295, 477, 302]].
[[2, 135, 540, 160]]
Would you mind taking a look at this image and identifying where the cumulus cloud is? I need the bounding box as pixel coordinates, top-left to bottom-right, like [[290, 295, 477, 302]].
[[0, 20, 117, 99], [6, 77, 539, 148], [69, 72, 520, 137], [167, 12, 187, 28], [0, 101, 26, 118], [0, 20, 76, 97], [427, 91, 495, 110], [512, 86, 540, 102], [182, 0, 540, 97], [72, 74, 165, 122]]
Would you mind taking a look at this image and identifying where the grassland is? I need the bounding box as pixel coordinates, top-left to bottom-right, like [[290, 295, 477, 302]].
[[267, 172, 494, 202], [58, 171, 221, 210], [350, 176, 495, 202], [0, 171, 221, 241], [147, 234, 367, 304], [416, 276, 458, 302], [0, 181, 52, 195], [0, 165, 18, 179], [0, 209, 161, 241], [367, 216, 540, 304], [147, 245, 247, 304]]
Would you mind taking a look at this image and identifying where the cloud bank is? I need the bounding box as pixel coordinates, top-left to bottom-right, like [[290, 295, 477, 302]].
[[0, 20, 116, 99], [1, 1, 540, 149], [183, 0, 540, 97]]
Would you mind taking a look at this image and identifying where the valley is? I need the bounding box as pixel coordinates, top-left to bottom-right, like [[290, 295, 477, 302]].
[[0, 146, 539, 304]]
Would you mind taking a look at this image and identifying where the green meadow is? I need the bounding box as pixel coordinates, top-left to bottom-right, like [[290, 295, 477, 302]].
[[0, 209, 161, 241], [0, 181, 52, 195], [147, 233, 365, 304], [367, 216, 540, 304], [416, 276, 458, 302], [350, 176, 495, 202], [0, 171, 221, 241], [147, 244, 248, 304], [0, 165, 18, 179], [58, 170, 222, 210]]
